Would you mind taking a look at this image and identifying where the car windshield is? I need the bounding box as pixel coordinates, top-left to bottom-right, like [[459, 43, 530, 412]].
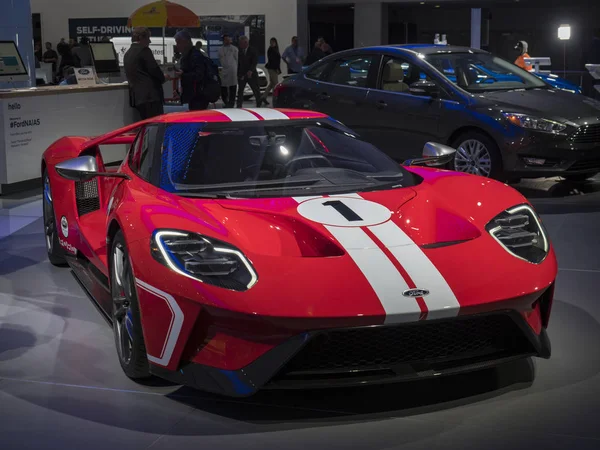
[[425, 52, 547, 92], [160, 120, 413, 198]]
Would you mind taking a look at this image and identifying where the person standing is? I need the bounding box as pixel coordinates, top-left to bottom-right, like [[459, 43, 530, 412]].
[[34, 42, 43, 63], [236, 36, 261, 108], [73, 36, 93, 68], [304, 40, 326, 66], [282, 36, 305, 74], [123, 27, 165, 120], [260, 37, 281, 106], [57, 40, 76, 82], [175, 30, 209, 111], [218, 34, 238, 108], [318, 37, 333, 55], [43, 42, 59, 75]]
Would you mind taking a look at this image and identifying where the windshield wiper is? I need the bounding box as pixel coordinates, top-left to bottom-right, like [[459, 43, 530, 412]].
[[178, 192, 233, 199], [176, 178, 322, 192]]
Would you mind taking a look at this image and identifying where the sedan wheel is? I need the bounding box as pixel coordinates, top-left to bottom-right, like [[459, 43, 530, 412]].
[[454, 139, 493, 177]]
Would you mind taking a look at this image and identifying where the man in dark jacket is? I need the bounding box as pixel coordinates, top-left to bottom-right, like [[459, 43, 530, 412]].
[[236, 36, 261, 108], [123, 27, 165, 120], [175, 30, 208, 111], [305, 41, 326, 66]]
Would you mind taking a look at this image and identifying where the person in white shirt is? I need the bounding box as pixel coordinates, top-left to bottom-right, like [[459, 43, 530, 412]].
[[218, 34, 238, 108]]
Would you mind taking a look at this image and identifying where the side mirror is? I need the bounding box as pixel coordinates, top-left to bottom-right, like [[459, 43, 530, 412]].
[[55, 155, 130, 182], [55, 156, 99, 181], [403, 142, 456, 167], [409, 80, 440, 98]]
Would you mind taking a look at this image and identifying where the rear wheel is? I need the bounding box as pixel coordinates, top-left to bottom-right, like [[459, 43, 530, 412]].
[[42, 171, 67, 266], [452, 132, 503, 179], [110, 231, 151, 379]]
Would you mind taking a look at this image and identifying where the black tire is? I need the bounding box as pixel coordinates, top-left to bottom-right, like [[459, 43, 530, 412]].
[[110, 230, 151, 379], [42, 170, 67, 266], [451, 131, 503, 180], [562, 172, 599, 182]]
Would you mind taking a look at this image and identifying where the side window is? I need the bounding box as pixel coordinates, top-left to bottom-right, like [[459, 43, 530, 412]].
[[379, 56, 436, 93], [128, 130, 143, 170], [129, 125, 159, 181], [324, 55, 377, 88], [305, 62, 329, 80]]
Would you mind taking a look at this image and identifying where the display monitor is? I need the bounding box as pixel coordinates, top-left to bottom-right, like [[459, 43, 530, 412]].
[[90, 42, 120, 74], [0, 40, 29, 82]]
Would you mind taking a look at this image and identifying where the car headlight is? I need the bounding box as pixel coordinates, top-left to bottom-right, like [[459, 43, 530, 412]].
[[486, 204, 549, 264], [151, 230, 258, 291], [503, 113, 567, 134]]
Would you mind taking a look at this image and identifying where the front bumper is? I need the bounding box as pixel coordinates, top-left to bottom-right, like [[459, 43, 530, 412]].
[[149, 288, 553, 397], [500, 127, 600, 177]]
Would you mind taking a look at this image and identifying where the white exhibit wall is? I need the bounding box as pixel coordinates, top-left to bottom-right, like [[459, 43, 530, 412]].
[[30, 0, 299, 55]]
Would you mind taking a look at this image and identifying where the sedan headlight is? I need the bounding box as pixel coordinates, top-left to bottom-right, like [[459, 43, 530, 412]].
[[503, 113, 567, 134], [151, 230, 258, 291], [486, 204, 549, 264]]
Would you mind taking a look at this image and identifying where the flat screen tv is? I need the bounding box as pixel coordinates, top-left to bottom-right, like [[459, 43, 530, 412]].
[[90, 42, 121, 74]]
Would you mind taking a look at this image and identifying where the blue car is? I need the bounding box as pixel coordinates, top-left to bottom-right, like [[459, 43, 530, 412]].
[[275, 44, 600, 181]]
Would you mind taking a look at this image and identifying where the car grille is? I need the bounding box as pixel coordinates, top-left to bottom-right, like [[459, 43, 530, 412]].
[[75, 179, 100, 216], [276, 313, 534, 377], [568, 159, 600, 172], [570, 124, 600, 144]]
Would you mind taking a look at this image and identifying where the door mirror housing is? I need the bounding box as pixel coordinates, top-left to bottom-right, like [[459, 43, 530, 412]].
[[403, 142, 456, 167], [55, 155, 130, 182], [409, 80, 440, 98]]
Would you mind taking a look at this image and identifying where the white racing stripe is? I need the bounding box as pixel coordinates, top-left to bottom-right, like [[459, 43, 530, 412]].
[[135, 279, 184, 366], [218, 109, 260, 122], [293, 195, 323, 203], [363, 199, 460, 319], [244, 108, 290, 120], [324, 226, 421, 323], [292, 195, 421, 323]]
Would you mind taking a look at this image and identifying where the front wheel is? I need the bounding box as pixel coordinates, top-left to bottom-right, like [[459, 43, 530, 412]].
[[42, 171, 67, 266], [110, 231, 151, 379], [452, 132, 503, 179]]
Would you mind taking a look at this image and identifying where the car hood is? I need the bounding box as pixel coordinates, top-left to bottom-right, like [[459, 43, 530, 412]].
[[152, 172, 528, 257], [477, 88, 600, 126], [139, 171, 556, 320]]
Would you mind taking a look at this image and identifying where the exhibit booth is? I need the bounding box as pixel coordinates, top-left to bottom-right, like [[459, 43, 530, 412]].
[[0, 38, 136, 195]]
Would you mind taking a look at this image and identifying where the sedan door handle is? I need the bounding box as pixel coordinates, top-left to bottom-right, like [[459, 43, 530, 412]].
[[317, 93, 330, 101], [376, 100, 388, 109]]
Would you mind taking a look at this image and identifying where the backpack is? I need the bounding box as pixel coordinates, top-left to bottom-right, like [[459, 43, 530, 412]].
[[201, 55, 222, 103]]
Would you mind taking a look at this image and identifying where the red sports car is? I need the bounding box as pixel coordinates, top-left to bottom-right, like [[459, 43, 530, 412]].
[[42, 108, 557, 397]]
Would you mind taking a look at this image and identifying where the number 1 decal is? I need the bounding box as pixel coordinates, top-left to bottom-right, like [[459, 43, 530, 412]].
[[295, 196, 392, 227], [323, 200, 363, 222]]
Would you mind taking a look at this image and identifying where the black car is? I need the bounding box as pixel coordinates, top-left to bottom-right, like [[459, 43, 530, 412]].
[[274, 44, 600, 181]]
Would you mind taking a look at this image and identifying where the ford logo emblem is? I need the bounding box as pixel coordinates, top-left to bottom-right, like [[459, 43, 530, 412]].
[[79, 69, 90, 75], [402, 289, 430, 298]]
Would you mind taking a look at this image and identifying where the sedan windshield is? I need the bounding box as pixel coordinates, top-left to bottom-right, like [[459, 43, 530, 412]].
[[160, 120, 413, 198], [425, 52, 547, 92]]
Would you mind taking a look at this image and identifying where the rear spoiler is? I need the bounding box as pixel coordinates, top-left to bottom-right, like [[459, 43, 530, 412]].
[[79, 120, 149, 151]]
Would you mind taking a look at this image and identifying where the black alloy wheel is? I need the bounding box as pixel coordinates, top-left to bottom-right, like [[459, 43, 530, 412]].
[[42, 171, 67, 266], [110, 230, 151, 379]]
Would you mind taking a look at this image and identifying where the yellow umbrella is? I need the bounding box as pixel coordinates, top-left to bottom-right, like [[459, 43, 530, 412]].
[[128, 0, 200, 63]]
